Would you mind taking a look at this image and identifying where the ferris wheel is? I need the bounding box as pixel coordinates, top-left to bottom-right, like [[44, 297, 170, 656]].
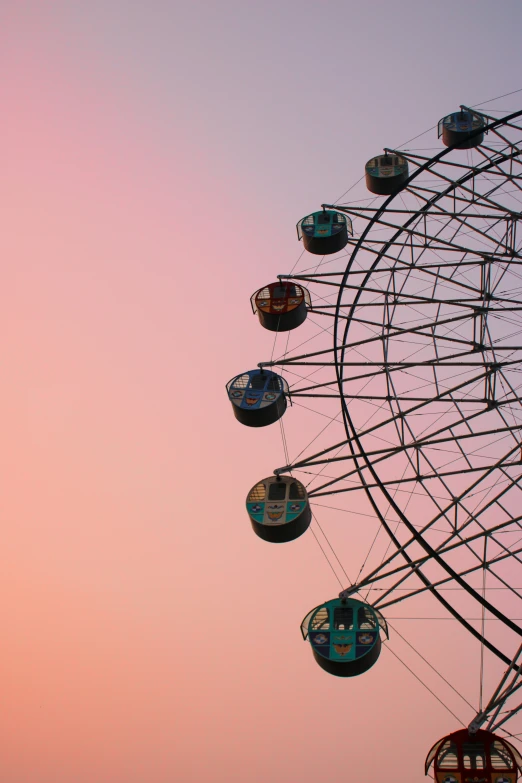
[[227, 99, 522, 782]]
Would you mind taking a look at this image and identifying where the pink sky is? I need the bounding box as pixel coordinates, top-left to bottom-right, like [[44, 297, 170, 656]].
[[1, 2, 522, 781]]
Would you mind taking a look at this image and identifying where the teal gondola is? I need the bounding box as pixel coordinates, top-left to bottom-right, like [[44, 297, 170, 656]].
[[297, 209, 352, 255], [301, 594, 388, 677]]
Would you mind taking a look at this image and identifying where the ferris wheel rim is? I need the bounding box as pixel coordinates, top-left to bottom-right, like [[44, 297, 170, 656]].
[[331, 108, 522, 666]]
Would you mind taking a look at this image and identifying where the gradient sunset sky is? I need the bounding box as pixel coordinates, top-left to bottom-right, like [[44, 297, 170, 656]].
[[2, 2, 522, 782]]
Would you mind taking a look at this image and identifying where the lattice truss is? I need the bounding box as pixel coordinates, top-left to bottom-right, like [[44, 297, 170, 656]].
[[262, 108, 522, 728]]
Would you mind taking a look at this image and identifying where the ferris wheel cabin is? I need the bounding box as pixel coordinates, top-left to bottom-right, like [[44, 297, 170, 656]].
[[438, 109, 485, 149], [425, 728, 522, 783], [365, 153, 409, 195], [246, 475, 311, 543], [301, 596, 388, 677], [297, 209, 352, 255], [226, 369, 288, 427], [251, 282, 311, 332]]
